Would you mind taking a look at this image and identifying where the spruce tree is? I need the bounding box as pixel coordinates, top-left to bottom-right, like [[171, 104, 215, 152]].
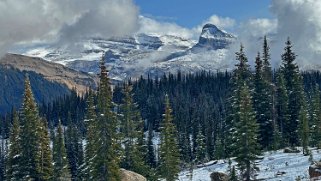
[[226, 44, 252, 156], [6, 111, 22, 180], [253, 52, 273, 149], [232, 83, 260, 181], [38, 118, 54, 180], [280, 37, 303, 146], [19, 76, 53, 180], [120, 85, 150, 177], [83, 89, 97, 180], [298, 95, 309, 155], [195, 125, 207, 164], [262, 36, 272, 82], [65, 113, 84, 180], [275, 72, 290, 148], [53, 121, 71, 180], [92, 55, 121, 180], [147, 125, 156, 168], [310, 84, 321, 148], [158, 95, 180, 181]]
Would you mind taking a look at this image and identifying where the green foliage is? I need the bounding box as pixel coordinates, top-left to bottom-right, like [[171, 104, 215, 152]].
[[6, 111, 22, 181], [19, 76, 53, 180], [53, 121, 71, 180], [280, 38, 303, 146], [158, 95, 180, 181], [299, 95, 309, 155], [232, 83, 260, 181]]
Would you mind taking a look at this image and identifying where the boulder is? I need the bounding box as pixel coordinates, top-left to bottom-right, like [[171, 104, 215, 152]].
[[121, 169, 147, 181], [309, 163, 321, 180], [210, 172, 228, 181], [283, 147, 300, 153]]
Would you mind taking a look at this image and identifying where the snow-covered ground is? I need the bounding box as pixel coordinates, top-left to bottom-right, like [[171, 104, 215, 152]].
[[179, 148, 321, 181]]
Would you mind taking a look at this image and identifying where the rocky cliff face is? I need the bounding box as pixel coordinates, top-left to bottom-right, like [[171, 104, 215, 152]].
[[120, 169, 147, 181]]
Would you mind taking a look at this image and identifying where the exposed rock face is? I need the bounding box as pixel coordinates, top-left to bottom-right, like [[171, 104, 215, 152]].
[[309, 163, 321, 180], [121, 169, 147, 181], [210, 171, 229, 181], [0, 53, 97, 94], [192, 24, 235, 51]]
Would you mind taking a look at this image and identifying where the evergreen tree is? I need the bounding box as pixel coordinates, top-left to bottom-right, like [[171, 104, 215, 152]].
[[262, 36, 272, 82], [253, 52, 273, 149], [298, 95, 309, 155], [65, 113, 84, 180], [280, 37, 303, 146], [229, 166, 238, 181], [147, 125, 156, 168], [310, 84, 321, 147], [232, 83, 260, 181], [38, 118, 54, 180], [120, 84, 150, 177], [19, 76, 53, 180], [53, 121, 71, 180], [158, 95, 180, 181], [226, 45, 252, 156], [6, 111, 22, 180], [195, 125, 207, 164], [83, 89, 97, 180], [92, 55, 121, 180], [275, 72, 290, 148]]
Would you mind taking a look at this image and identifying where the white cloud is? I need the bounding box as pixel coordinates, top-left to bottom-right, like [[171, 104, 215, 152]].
[[138, 15, 236, 40], [138, 16, 195, 39], [0, 0, 139, 57], [270, 0, 321, 67]]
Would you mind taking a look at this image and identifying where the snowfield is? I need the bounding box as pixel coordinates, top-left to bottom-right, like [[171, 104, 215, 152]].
[[179, 148, 321, 181]]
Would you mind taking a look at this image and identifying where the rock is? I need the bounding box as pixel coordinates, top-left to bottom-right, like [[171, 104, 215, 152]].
[[121, 169, 147, 181], [309, 163, 321, 180], [283, 147, 300, 153], [210, 172, 228, 181]]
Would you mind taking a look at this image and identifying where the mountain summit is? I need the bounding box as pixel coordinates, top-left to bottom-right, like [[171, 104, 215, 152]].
[[193, 24, 235, 51]]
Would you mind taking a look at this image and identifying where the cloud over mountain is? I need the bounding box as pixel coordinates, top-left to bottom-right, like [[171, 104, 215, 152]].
[[0, 0, 139, 56]]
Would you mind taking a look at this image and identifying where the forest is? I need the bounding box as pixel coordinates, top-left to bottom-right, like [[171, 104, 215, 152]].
[[1, 36, 321, 180]]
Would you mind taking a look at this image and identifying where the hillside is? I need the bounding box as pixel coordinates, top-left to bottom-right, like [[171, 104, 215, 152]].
[[0, 54, 98, 94]]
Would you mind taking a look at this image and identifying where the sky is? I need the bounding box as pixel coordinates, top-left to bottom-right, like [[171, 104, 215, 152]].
[[134, 0, 273, 28], [1, 0, 321, 67]]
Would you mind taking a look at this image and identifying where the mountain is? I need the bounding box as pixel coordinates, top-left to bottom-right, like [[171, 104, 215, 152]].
[[192, 24, 236, 51], [15, 24, 235, 80], [0, 54, 97, 114], [0, 54, 97, 93]]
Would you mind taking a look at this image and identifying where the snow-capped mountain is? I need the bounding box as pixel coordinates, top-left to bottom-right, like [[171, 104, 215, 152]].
[[16, 24, 235, 81]]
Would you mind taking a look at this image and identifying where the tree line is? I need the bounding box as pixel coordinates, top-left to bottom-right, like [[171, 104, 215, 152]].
[[0, 36, 321, 180]]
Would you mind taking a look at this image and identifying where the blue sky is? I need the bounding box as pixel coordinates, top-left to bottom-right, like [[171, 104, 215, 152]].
[[134, 0, 273, 28]]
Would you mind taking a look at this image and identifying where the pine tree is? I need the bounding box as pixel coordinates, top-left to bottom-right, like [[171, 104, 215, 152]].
[[232, 83, 260, 181], [6, 111, 22, 180], [280, 37, 303, 146], [147, 125, 156, 168], [253, 52, 273, 149], [262, 36, 272, 82], [19, 76, 53, 180], [226, 45, 252, 156], [53, 121, 71, 180], [310, 84, 321, 148], [83, 89, 97, 180], [91, 55, 121, 180], [38, 118, 54, 180], [195, 125, 207, 164], [120, 84, 150, 177], [229, 166, 238, 181], [275, 72, 290, 148], [65, 113, 84, 180], [158, 95, 180, 181], [299, 95, 309, 155]]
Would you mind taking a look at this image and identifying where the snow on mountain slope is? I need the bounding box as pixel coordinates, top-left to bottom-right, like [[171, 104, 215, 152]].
[[16, 24, 234, 80], [179, 148, 320, 181]]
